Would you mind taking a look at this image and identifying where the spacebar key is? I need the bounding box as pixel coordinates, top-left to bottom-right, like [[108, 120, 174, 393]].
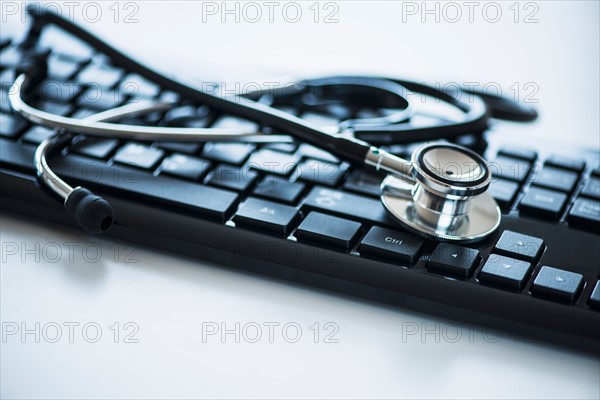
[[302, 186, 397, 227], [50, 154, 239, 221]]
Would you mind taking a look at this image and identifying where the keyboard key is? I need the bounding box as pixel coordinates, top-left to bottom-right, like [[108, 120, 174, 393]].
[[120, 73, 161, 98], [488, 178, 519, 211], [35, 100, 73, 116], [155, 141, 201, 155], [50, 153, 239, 222], [0, 113, 28, 138], [497, 147, 537, 162], [427, 244, 481, 278], [37, 80, 85, 103], [479, 254, 532, 291], [76, 63, 123, 88], [532, 166, 578, 192], [303, 186, 397, 227], [494, 230, 544, 262], [211, 116, 259, 132], [47, 53, 81, 81], [164, 105, 210, 128], [589, 281, 600, 310], [263, 142, 298, 153], [0, 46, 21, 68], [489, 156, 531, 182], [359, 226, 425, 265], [545, 156, 585, 172], [159, 154, 211, 181], [233, 198, 299, 236], [580, 177, 600, 200], [113, 143, 164, 170], [295, 212, 362, 250], [292, 159, 349, 186], [568, 198, 600, 231], [295, 143, 339, 163], [208, 164, 258, 192], [71, 137, 119, 159], [253, 175, 305, 204], [531, 266, 584, 304], [519, 187, 567, 221], [201, 142, 255, 165], [21, 126, 54, 144], [0, 138, 36, 173], [78, 87, 128, 111], [300, 112, 339, 128], [343, 169, 385, 197], [247, 149, 299, 176]]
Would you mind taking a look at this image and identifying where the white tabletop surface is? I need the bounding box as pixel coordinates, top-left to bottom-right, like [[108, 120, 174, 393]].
[[1, 1, 599, 399]]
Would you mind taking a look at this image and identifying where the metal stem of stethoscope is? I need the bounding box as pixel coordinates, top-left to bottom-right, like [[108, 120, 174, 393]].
[[11, 71, 501, 241]]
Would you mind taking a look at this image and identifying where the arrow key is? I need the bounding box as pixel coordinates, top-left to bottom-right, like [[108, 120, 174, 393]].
[[479, 254, 532, 291], [494, 230, 544, 262], [531, 266, 584, 304], [428, 244, 481, 278]]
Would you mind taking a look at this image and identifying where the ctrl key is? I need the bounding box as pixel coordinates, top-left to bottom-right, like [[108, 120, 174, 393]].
[[531, 266, 584, 304], [358, 226, 425, 265]]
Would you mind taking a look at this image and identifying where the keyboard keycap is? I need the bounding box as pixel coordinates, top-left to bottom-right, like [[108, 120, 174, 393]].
[[155, 142, 201, 155], [494, 230, 544, 262], [0, 113, 28, 138], [488, 178, 519, 211], [71, 137, 119, 159], [211, 116, 258, 132], [208, 164, 258, 192], [292, 159, 349, 186], [120, 73, 161, 98], [263, 142, 298, 154], [295, 143, 339, 163], [50, 153, 239, 222], [568, 198, 600, 231], [531, 266, 584, 304], [303, 186, 397, 227], [580, 177, 600, 200], [21, 126, 54, 144], [159, 154, 211, 181], [113, 143, 164, 170], [497, 147, 537, 162], [201, 142, 255, 165], [37, 80, 84, 103], [253, 175, 305, 204], [589, 281, 600, 310], [295, 212, 362, 250], [427, 244, 481, 278], [247, 149, 299, 176], [233, 198, 299, 236], [545, 156, 585, 173], [532, 166, 578, 192], [478, 254, 532, 291], [359, 226, 424, 265], [342, 169, 384, 197], [519, 187, 567, 221], [47, 53, 81, 81], [489, 156, 531, 182], [78, 87, 128, 111], [76, 63, 123, 88]]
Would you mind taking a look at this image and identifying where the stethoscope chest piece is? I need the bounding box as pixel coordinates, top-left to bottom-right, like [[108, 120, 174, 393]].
[[380, 143, 501, 242]]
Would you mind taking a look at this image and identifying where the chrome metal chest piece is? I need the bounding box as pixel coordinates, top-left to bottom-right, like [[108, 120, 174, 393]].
[[380, 143, 502, 242]]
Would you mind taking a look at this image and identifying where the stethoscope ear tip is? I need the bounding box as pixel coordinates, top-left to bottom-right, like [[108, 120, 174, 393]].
[[64, 187, 114, 234]]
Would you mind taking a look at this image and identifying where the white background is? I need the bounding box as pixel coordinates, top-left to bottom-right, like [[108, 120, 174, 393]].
[[1, 1, 599, 399]]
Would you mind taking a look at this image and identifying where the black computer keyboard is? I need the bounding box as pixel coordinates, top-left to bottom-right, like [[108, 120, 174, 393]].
[[1, 27, 599, 351]]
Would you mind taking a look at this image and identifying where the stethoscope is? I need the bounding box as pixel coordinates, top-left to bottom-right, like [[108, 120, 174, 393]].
[[9, 8, 537, 242]]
